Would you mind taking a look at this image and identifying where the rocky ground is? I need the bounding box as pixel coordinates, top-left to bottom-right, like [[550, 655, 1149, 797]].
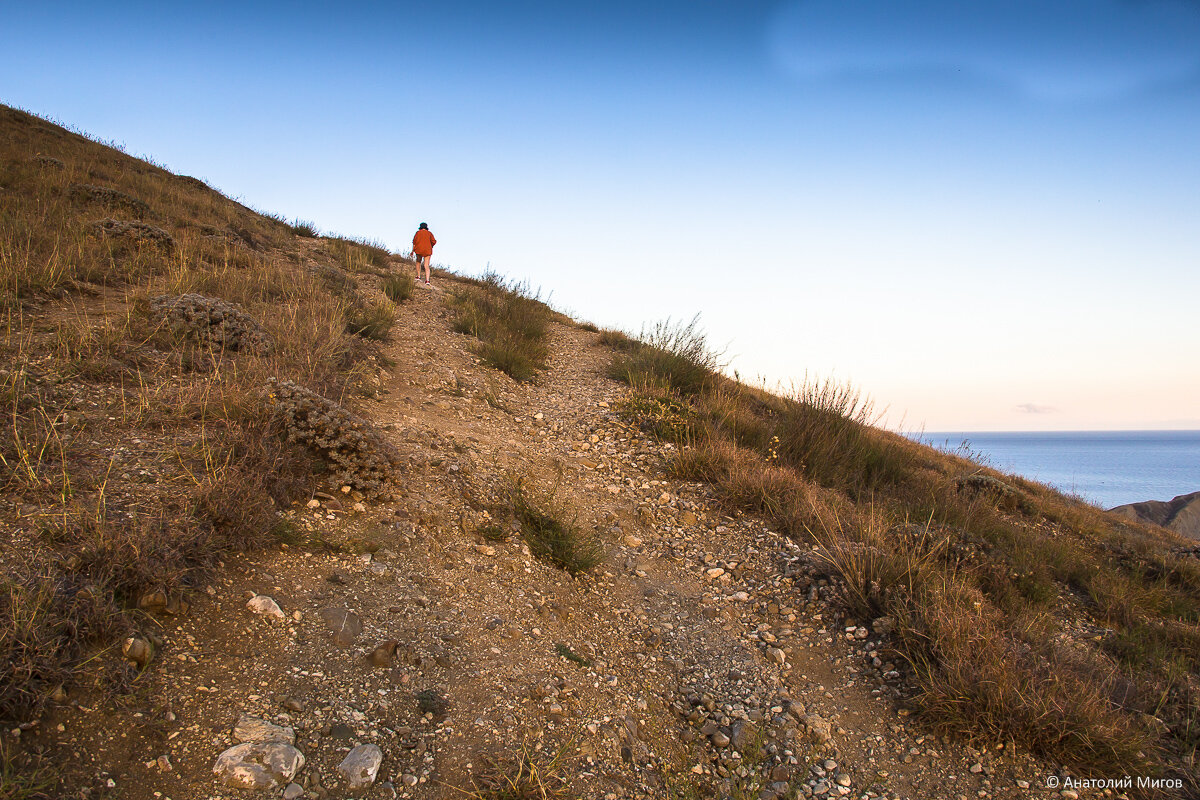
[[28, 278, 1132, 800]]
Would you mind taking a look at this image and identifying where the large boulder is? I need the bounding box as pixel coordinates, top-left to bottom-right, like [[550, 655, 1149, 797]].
[[1111, 491, 1200, 540]]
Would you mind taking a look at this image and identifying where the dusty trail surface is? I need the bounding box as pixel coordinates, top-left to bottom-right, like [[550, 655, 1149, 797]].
[[44, 280, 1066, 800]]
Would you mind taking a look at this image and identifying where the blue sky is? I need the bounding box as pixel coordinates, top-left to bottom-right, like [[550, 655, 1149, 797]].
[[3, 0, 1198, 431]]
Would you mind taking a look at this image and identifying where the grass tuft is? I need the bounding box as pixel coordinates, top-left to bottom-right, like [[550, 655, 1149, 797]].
[[289, 219, 319, 237], [344, 299, 396, 341], [509, 475, 603, 575], [382, 272, 415, 303], [608, 315, 724, 396], [448, 272, 551, 382]]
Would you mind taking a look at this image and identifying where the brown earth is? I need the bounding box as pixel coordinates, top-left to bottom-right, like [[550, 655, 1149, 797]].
[[23, 278, 1087, 800]]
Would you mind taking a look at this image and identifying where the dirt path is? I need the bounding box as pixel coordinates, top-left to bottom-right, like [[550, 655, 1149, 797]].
[[41, 281, 1073, 800]]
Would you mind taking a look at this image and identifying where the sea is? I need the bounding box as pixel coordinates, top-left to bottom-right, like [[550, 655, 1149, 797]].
[[912, 430, 1200, 510]]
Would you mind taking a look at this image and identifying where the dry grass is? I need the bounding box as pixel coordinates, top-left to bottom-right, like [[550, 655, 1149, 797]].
[[0, 104, 392, 735], [324, 235, 391, 275], [460, 738, 575, 800], [608, 315, 724, 396], [611, 302, 1200, 783], [383, 272, 416, 303]]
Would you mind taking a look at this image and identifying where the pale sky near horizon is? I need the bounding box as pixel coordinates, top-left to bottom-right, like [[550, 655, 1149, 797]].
[[3, 1, 1198, 432]]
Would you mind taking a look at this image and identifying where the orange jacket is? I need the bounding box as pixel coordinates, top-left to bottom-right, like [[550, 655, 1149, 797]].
[[412, 229, 436, 257]]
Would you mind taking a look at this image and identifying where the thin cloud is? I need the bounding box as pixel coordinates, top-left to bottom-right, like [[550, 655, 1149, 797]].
[[1015, 403, 1058, 414], [769, 0, 1200, 100]]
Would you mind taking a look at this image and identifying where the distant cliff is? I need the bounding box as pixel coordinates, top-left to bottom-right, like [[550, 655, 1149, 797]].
[[1111, 491, 1200, 540]]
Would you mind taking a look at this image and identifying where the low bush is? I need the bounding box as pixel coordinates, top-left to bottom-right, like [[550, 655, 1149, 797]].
[[597, 327, 637, 350], [0, 574, 120, 722], [266, 378, 401, 498], [325, 236, 391, 273], [770, 379, 915, 497], [68, 183, 149, 216], [615, 391, 700, 444], [289, 219, 319, 237], [150, 293, 273, 354], [88, 218, 175, 252]]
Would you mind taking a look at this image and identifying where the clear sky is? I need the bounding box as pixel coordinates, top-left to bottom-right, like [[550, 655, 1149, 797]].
[[3, 0, 1198, 431]]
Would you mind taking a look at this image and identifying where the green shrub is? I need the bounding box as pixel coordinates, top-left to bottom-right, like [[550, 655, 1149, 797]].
[[616, 391, 699, 443], [510, 477, 603, 575], [449, 272, 550, 382]]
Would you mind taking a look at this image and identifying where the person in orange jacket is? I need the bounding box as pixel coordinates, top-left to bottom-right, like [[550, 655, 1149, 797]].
[[412, 222, 436, 286]]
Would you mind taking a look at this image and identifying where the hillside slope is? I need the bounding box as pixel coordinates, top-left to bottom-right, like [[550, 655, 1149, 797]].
[[3, 106, 1199, 800], [1113, 492, 1200, 541]]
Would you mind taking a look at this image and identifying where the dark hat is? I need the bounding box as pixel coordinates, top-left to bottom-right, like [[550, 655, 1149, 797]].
[[419, 222, 428, 230]]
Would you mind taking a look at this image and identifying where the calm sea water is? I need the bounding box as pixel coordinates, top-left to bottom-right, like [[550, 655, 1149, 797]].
[[913, 431, 1200, 510]]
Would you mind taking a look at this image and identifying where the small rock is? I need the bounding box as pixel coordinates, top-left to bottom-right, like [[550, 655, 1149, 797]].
[[122, 636, 153, 668], [705, 568, 725, 578], [803, 713, 833, 745], [338, 743, 383, 789], [246, 595, 285, 621], [319, 608, 363, 646], [730, 720, 758, 753], [366, 640, 399, 668], [970, 762, 983, 774], [233, 715, 295, 744], [283, 783, 304, 800], [212, 742, 305, 790], [138, 589, 168, 611], [711, 730, 731, 748]]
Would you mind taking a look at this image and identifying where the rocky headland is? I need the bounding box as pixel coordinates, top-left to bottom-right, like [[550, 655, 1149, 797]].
[[1111, 491, 1200, 540]]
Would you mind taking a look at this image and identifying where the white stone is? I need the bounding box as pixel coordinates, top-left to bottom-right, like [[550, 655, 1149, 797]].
[[212, 742, 304, 790], [338, 743, 383, 789], [246, 595, 285, 621]]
